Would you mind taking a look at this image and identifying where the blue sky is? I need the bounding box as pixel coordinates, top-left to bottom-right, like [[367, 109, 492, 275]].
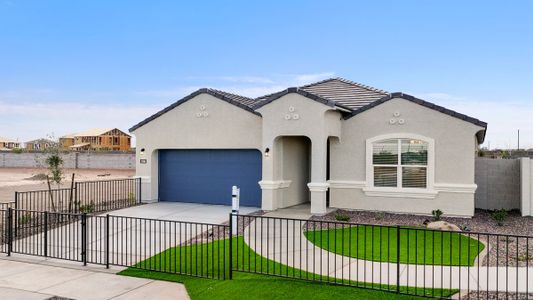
[[1, 1, 532, 148]]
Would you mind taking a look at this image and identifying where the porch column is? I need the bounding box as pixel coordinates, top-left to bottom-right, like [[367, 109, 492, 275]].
[[309, 137, 328, 215]]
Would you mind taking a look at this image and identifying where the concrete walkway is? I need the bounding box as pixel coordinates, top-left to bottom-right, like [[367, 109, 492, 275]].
[[0, 258, 189, 300], [243, 209, 533, 294]]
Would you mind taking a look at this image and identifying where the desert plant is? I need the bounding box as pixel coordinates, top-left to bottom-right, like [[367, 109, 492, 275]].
[[42, 134, 63, 212], [128, 192, 136, 204], [491, 209, 508, 226], [79, 202, 95, 214], [335, 214, 350, 222], [18, 214, 32, 225], [12, 148, 23, 154], [432, 209, 443, 221]]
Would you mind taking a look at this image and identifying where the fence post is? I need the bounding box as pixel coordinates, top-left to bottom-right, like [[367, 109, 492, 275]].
[[14, 192, 18, 238], [138, 177, 142, 204], [44, 211, 48, 257], [228, 212, 233, 280], [105, 214, 110, 269], [7, 208, 12, 256], [74, 182, 80, 213], [396, 225, 401, 294], [81, 213, 87, 266]]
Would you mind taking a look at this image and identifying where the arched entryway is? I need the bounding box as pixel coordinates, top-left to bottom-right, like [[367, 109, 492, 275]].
[[274, 136, 311, 208]]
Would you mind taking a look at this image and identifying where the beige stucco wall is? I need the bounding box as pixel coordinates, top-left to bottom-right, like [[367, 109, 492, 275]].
[[256, 93, 342, 213], [131, 91, 484, 217], [132, 93, 262, 201], [329, 97, 484, 217]]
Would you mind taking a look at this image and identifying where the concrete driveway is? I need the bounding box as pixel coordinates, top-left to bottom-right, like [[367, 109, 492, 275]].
[[11, 202, 261, 272], [110, 202, 260, 224]]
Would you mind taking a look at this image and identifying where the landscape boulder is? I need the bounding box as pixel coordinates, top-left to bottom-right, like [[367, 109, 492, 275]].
[[426, 221, 461, 232]]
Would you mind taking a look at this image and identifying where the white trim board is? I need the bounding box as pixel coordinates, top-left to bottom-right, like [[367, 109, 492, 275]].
[[329, 180, 477, 195]]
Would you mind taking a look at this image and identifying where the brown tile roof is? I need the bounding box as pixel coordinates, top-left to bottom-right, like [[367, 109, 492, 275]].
[[298, 78, 389, 110]]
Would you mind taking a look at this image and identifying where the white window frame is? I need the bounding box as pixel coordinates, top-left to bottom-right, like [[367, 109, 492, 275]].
[[364, 133, 436, 199]]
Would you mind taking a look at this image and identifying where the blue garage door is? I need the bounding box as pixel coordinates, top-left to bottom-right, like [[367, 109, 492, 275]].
[[159, 149, 262, 207]]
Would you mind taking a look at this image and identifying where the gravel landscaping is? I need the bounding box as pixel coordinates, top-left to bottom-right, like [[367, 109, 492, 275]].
[[464, 291, 533, 299], [310, 209, 533, 267]]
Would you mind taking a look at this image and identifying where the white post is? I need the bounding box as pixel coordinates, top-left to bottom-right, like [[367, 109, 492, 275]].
[[520, 158, 532, 216], [232, 186, 239, 235]]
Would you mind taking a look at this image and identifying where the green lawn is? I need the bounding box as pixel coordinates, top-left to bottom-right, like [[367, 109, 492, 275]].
[[119, 237, 457, 299], [304, 225, 485, 266]]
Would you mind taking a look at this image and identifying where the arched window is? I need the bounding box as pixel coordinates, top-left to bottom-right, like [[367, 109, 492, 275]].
[[366, 134, 435, 192]]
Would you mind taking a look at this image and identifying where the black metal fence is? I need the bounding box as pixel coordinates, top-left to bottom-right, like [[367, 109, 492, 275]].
[[233, 214, 532, 299], [0, 208, 229, 279], [1, 208, 531, 299], [15, 178, 141, 213]]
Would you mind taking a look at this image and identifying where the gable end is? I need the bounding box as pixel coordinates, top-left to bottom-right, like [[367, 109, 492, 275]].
[[129, 88, 261, 132], [345, 92, 487, 143], [253, 87, 349, 110]]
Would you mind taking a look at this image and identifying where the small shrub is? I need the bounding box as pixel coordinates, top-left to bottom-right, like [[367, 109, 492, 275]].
[[18, 214, 32, 225], [128, 192, 136, 204], [491, 209, 508, 226], [375, 212, 385, 220], [432, 209, 443, 221], [79, 202, 95, 214], [517, 254, 533, 262], [335, 214, 350, 222], [12, 148, 24, 154]]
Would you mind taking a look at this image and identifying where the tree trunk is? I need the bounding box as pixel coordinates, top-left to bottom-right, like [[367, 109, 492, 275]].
[[68, 173, 75, 213], [46, 175, 57, 212]]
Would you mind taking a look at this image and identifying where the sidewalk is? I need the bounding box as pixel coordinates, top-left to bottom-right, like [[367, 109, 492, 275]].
[[243, 210, 533, 294], [0, 258, 190, 300]]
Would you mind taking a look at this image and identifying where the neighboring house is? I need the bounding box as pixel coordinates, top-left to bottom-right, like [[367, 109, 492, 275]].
[[60, 129, 131, 151], [73, 128, 131, 151], [0, 136, 21, 151], [130, 78, 487, 217], [59, 133, 76, 149], [25, 138, 55, 151]]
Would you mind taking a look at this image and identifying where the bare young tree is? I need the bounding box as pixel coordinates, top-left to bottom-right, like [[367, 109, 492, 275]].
[[42, 134, 75, 212]]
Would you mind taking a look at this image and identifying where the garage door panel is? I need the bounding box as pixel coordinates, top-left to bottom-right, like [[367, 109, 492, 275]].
[[159, 149, 262, 206]]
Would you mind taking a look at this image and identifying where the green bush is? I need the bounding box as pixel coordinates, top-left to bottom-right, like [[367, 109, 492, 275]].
[[128, 192, 136, 204], [335, 214, 350, 222], [12, 148, 24, 154], [79, 202, 95, 214], [432, 209, 443, 221], [18, 214, 32, 225], [491, 209, 508, 226]]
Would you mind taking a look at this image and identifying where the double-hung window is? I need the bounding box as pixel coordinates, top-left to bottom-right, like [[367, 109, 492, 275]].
[[372, 139, 428, 188]]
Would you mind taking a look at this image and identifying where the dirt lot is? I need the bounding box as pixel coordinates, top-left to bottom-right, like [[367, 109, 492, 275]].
[[0, 167, 135, 203]]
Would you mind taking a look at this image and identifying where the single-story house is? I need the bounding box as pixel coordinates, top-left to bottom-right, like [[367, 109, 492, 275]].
[[25, 138, 55, 151], [130, 78, 487, 217], [0, 136, 21, 151]]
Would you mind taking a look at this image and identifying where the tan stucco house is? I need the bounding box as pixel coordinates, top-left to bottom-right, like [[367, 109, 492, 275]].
[[130, 78, 487, 217]]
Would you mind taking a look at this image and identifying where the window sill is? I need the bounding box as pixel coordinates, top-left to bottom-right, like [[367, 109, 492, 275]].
[[362, 187, 438, 199]]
